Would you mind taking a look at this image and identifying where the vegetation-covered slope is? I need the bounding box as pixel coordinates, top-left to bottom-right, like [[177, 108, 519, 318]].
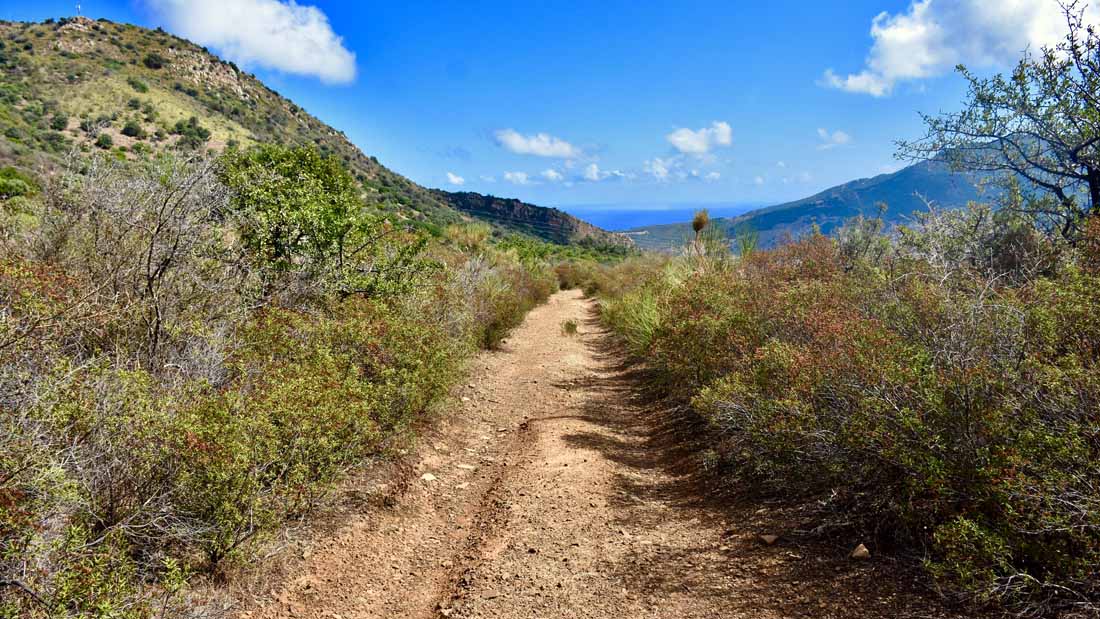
[[439, 190, 633, 248], [0, 17, 468, 224], [628, 159, 984, 251], [0, 16, 626, 247]]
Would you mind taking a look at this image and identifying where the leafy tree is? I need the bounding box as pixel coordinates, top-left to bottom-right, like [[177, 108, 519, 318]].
[[218, 145, 433, 297], [898, 2, 1100, 241], [49, 113, 68, 131]]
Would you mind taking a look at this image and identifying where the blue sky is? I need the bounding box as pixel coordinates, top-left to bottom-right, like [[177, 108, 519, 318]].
[[2, 1, 1087, 211]]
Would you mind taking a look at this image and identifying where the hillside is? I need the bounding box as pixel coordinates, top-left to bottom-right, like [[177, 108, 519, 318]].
[[0, 16, 625, 247], [438, 191, 633, 248], [627, 159, 986, 251]]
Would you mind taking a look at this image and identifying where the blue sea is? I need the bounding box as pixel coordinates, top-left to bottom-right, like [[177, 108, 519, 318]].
[[557, 204, 764, 231]]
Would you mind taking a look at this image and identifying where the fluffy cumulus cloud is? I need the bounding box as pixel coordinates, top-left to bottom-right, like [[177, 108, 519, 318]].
[[503, 171, 531, 185], [494, 129, 581, 158], [445, 172, 465, 186], [823, 0, 1100, 96], [541, 169, 564, 182], [144, 0, 356, 83], [817, 128, 852, 150], [666, 121, 733, 155]]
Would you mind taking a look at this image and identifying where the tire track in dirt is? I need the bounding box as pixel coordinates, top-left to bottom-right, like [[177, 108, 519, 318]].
[[240, 289, 969, 619]]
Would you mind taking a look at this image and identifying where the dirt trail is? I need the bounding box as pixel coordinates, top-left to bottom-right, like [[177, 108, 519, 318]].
[[242, 290, 963, 619]]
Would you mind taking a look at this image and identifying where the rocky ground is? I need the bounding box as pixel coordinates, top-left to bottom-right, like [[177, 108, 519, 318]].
[[238, 289, 970, 619]]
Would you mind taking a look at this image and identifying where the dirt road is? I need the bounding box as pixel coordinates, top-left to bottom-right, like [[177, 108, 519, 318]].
[[242, 290, 962, 619]]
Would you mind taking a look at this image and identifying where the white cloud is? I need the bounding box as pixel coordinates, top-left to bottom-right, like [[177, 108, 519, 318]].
[[817, 128, 852, 150], [754, 176, 765, 185], [445, 172, 465, 186], [666, 121, 733, 155], [822, 0, 1100, 96], [705, 171, 721, 182], [644, 157, 675, 182], [776, 161, 787, 168], [144, 0, 356, 83], [494, 129, 581, 158], [579, 163, 628, 182], [503, 171, 531, 185], [541, 169, 564, 182]]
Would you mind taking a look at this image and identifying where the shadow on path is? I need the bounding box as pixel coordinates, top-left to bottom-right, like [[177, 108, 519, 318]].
[[554, 309, 973, 619]]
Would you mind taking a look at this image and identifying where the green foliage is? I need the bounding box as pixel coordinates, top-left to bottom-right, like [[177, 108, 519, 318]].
[[496, 233, 636, 265], [0, 151, 554, 616], [141, 53, 166, 70], [592, 216, 1100, 614], [220, 144, 362, 274], [126, 76, 148, 93], [220, 145, 437, 299], [120, 119, 145, 139], [0, 166, 37, 199], [95, 132, 113, 149], [48, 113, 67, 131], [170, 116, 210, 149]]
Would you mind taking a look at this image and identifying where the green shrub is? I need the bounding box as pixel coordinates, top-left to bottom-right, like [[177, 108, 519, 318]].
[[127, 76, 148, 93], [95, 132, 113, 149], [0, 167, 36, 199], [171, 116, 210, 150], [142, 53, 166, 69], [121, 120, 145, 138], [0, 150, 553, 616], [595, 226, 1100, 614]]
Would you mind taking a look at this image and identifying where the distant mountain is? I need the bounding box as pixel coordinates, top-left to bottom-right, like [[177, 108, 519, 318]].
[[627, 160, 988, 252], [438, 191, 633, 248], [0, 17, 622, 248]]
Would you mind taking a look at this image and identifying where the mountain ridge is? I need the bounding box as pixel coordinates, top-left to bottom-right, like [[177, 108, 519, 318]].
[[628, 159, 987, 251]]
